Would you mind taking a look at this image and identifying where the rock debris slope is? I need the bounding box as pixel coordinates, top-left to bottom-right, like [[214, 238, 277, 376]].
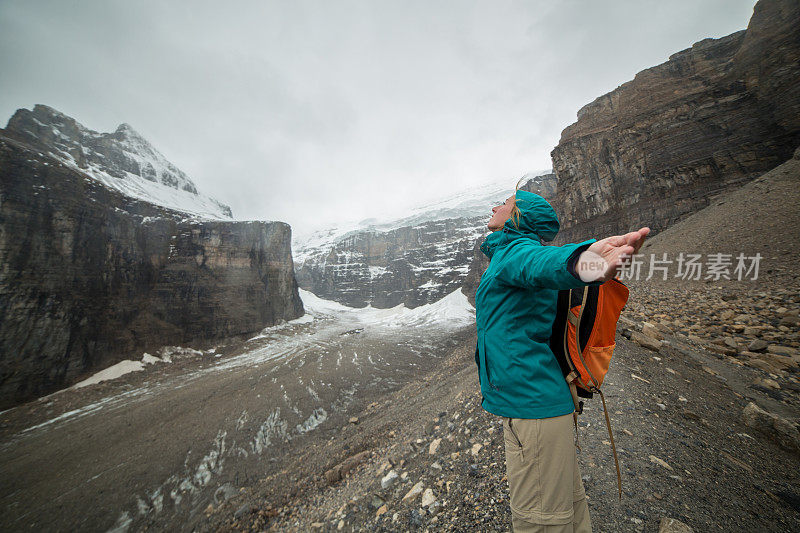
[[203, 308, 799, 532]]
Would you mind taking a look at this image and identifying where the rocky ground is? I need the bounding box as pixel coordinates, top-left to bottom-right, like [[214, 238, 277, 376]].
[[624, 283, 800, 415], [203, 279, 800, 532]]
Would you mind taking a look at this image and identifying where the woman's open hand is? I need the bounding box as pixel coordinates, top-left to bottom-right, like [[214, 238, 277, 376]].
[[576, 227, 651, 283]]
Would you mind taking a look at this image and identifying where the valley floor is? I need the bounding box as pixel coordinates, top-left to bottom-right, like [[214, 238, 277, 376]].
[[0, 290, 473, 532]]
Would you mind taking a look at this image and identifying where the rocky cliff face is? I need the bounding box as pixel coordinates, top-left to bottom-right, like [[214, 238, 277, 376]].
[[549, 0, 800, 245], [6, 104, 233, 219], [0, 131, 303, 409], [519, 172, 558, 197]]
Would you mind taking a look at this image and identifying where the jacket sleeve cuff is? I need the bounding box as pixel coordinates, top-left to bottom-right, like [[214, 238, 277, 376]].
[[565, 239, 605, 287]]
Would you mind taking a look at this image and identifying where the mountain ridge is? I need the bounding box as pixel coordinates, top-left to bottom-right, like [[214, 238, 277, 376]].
[[4, 104, 233, 220]]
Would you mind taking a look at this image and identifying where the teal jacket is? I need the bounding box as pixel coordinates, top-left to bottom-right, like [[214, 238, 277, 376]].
[[474, 190, 603, 419]]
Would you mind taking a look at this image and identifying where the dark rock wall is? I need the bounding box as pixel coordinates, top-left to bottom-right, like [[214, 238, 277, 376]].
[[0, 133, 303, 409], [549, 0, 800, 245], [519, 172, 558, 197]]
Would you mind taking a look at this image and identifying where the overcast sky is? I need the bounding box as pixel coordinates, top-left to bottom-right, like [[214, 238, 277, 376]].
[[0, 0, 756, 238]]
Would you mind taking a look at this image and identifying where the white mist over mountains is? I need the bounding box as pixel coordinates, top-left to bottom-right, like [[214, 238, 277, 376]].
[[0, 1, 757, 238]]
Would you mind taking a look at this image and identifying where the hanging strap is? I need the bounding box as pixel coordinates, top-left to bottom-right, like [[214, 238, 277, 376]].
[[594, 386, 622, 500], [565, 371, 582, 414], [567, 286, 622, 500]]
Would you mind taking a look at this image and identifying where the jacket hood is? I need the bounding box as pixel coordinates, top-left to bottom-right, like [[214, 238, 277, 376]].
[[480, 190, 561, 259]]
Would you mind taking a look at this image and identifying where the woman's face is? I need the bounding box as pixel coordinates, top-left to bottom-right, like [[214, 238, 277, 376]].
[[488, 194, 515, 231]]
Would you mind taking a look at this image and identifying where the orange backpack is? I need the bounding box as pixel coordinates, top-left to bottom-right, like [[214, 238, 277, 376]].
[[549, 276, 629, 500]]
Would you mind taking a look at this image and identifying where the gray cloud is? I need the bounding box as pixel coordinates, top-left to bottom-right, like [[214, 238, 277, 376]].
[[0, 0, 756, 237]]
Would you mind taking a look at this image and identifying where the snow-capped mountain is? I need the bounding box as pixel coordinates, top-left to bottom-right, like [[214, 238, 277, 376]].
[[294, 170, 557, 309], [4, 104, 232, 219]]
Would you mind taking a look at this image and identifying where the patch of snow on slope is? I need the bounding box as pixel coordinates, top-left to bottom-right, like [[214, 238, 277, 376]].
[[246, 313, 315, 341], [299, 287, 474, 328], [299, 288, 358, 315], [70, 353, 172, 389], [56, 148, 231, 220]]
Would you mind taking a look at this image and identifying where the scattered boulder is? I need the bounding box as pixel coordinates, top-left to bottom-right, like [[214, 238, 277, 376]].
[[618, 315, 638, 332], [723, 337, 739, 349], [659, 517, 694, 532], [780, 315, 799, 327], [654, 321, 675, 335], [756, 352, 798, 371], [752, 377, 781, 391], [747, 339, 769, 352], [324, 468, 339, 484], [324, 450, 371, 485], [402, 481, 424, 504], [421, 488, 436, 507], [706, 343, 736, 356], [631, 331, 663, 351], [429, 438, 442, 455], [743, 356, 785, 374], [381, 470, 399, 489], [741, 402, 800, 453], [767, 345, 799, 359], [642, 322, 665, 340]]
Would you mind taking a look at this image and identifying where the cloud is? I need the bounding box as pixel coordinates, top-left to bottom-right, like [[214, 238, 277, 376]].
[[0, 0, 756, 236]]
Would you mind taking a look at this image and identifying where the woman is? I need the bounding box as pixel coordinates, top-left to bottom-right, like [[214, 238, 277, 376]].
[[474, 183, 649, 532]]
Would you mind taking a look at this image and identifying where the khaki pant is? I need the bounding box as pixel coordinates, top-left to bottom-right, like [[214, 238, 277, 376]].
[[502, 414, 592, 532]]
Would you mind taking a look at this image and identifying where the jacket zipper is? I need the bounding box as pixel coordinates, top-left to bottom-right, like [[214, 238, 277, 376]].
[[479, 337, 501, 391], [486, 356, 500, 391]]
